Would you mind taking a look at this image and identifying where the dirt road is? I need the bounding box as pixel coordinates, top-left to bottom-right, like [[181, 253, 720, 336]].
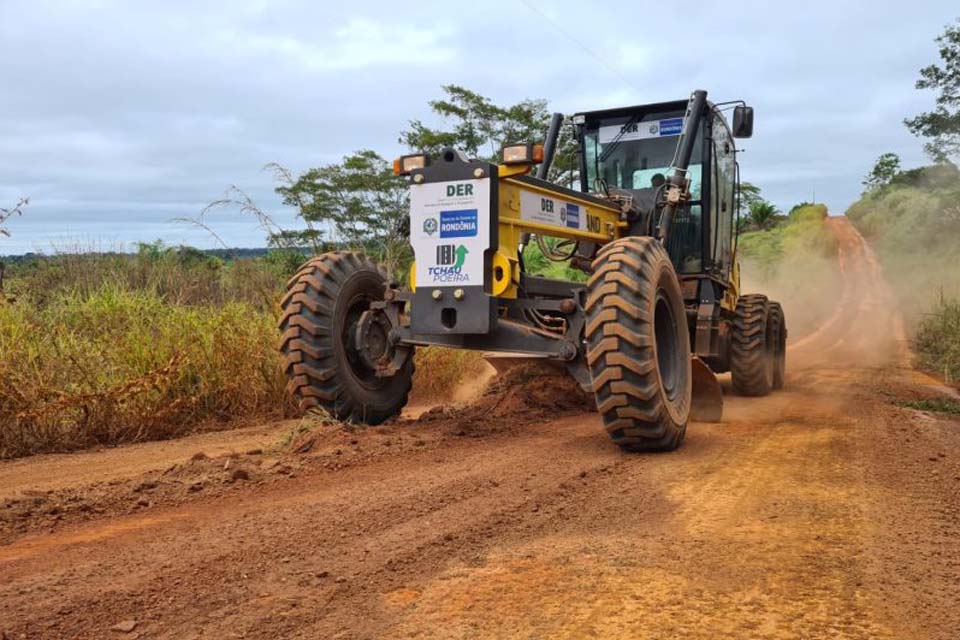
[[2, 218, 959, 639]]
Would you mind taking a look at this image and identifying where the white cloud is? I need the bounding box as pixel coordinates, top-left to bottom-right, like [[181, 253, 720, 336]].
[[0, 0, 957, 253], [213, 18, 456, 71]]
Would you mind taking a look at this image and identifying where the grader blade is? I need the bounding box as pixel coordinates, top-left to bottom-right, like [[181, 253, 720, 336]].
[[690, 357, 723, 422], [483, 353, 553, 375]]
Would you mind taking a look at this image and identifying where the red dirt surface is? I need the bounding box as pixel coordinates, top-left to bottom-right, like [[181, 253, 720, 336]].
[[1, 217, 958, 639]]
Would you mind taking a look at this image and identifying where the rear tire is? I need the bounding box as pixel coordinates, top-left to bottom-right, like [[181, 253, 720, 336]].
[[585, 237, 691, 452], [730, 294, 774, 396], [768, 301, 787, 390], [278, 252, 413, 425]]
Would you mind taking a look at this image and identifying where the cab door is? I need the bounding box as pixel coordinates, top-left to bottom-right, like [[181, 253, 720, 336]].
[[710, 115, 736, 276]]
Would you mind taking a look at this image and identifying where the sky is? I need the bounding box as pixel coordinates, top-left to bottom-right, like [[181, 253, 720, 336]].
[[0, 0, 956, 254]]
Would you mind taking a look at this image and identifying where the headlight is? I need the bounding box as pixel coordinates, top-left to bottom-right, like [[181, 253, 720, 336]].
[[393, 154, 430, 176], [501, 143, 544, 165]]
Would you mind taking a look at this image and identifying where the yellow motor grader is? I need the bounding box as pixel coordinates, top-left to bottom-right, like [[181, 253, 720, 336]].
[[278, 89, 786, 451]]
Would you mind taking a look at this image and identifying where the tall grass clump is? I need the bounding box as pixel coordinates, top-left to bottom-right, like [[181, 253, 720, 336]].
[[412, 346, 488, 400], [0, 243, 302, 459], [914, 297, 960, 385], [0, 284, 286, 458]]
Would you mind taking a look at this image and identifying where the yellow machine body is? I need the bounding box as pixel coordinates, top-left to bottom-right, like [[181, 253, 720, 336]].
[[410, 162, 740, 314]]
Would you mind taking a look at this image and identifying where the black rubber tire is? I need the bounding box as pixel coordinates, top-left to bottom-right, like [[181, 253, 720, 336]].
[[730, 293, 774, 396], [585, 237, 691, 452], [768, 301, 787, 390], [278, 252, 413, 425]]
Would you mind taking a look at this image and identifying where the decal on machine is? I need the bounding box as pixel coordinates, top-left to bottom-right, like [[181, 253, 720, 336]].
[[597, 117, 685, 143], [519, 191, 586, 231], [410, 179, 489, 287], [439, 209, 478, 238]]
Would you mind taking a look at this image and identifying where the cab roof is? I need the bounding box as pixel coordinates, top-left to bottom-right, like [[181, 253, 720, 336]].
[[574, 98, 716, 123]]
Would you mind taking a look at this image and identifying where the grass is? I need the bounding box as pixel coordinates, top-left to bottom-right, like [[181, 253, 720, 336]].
[[412, 346, 488, 400], [0, 284, 287, 458], [914, 297, 960, 385], [0, 244, 299, 458], [895, 398, 960, 415], [0, 244, 488, 458]]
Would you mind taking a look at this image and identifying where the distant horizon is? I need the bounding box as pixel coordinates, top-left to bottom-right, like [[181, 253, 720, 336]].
[[2, 197, 850, 259]]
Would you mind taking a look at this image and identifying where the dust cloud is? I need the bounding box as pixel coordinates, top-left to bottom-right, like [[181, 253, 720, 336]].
[[742, 217, 907, 371]]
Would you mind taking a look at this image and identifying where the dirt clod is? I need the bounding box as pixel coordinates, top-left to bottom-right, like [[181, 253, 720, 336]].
[[110, 620, 137, 633]]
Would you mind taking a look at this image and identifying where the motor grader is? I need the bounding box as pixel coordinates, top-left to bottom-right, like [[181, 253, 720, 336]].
[[278, 89, 787, 452]]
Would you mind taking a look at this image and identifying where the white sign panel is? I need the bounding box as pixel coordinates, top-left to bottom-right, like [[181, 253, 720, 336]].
[[598, 117, 684, 144], [520, 191, 586, 231], [409, 179, 490, 288]]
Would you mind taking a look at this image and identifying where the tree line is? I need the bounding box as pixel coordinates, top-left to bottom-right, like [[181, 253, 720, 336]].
[[864, 18, 960, 192]]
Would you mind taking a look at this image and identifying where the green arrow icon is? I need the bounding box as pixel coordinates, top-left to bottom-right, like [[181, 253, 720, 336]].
[[453, 245, 469, 269]]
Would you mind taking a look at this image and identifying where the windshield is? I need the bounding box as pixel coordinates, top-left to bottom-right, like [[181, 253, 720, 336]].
[[582, 111, 703, 198], [581, 110, 707, 274]]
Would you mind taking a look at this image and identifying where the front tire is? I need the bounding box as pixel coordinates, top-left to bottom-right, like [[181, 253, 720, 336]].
[[278, 252, 413, 425], [585, 237, 691, 452]]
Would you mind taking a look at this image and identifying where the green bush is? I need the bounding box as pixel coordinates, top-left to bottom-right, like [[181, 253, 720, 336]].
[[522, 239, 588, 282], [846, 166, 960, 323], [739, 204, 836, 280]]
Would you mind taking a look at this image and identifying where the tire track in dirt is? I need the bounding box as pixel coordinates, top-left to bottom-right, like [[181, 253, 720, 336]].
[[788, 217, 906, 368]]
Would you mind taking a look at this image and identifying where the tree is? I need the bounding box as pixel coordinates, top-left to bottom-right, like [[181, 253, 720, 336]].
[[735, 182, 764, 232], [862, 152, 901, 191], [738, 182, 762, 216], [240, 87, 572, 270], [400, 85, 552, 162], [274, 150, 410, 270], [748, 201, 780, 231], [399, 85, 577, 185], [905, 20, 960, 162]]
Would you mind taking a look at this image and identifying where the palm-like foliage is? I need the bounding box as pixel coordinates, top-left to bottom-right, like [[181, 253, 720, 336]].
[[748, 201, 780, 231]]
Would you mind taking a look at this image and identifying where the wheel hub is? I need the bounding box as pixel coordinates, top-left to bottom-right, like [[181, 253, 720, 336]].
[[354, 309, 392, 371]]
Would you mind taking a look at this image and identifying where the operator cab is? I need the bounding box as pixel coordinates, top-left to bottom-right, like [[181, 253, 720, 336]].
[[574, 99, 744, 280]]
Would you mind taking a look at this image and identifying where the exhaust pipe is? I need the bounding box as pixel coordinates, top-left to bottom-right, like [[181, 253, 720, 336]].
[[657, 90, 708, 244], [537, 112, 564, 180]]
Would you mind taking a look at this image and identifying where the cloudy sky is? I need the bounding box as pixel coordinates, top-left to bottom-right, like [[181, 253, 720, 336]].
[[0, 0, 956, 254]]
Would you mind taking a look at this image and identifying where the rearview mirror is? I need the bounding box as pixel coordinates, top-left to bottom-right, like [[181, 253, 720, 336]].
[[732, 105, 754, 138]]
